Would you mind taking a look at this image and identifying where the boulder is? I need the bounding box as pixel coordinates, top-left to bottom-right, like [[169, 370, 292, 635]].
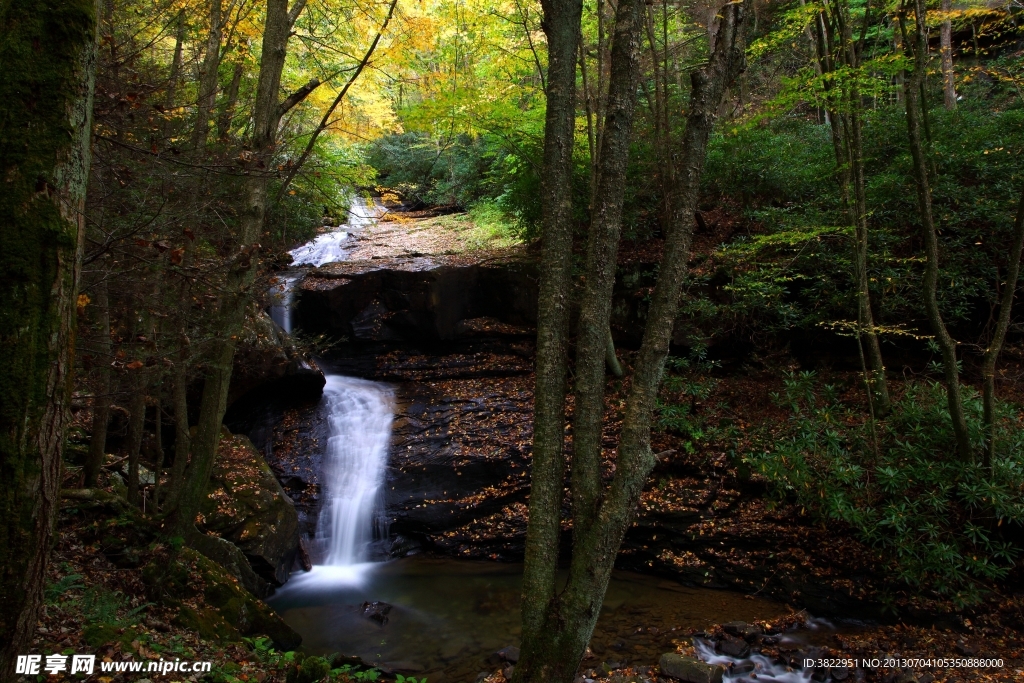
[[228, 310, 326, 409], [722, 620, 763, 641], [716, 634, 751, 658], [658, 654, 723, 683], [361, 600, 393, 626], [199, 432, 300, 585]]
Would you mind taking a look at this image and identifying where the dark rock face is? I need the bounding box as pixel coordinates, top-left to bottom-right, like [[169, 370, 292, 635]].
[[229, 310, 326, 409], [658, 653, 724, 683], [361, 600, 393, 626], [199, 433, 301, 585], [295, 253, 538, 342]]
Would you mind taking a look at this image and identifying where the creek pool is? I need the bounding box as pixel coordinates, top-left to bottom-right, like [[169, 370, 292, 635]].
[[268, 556, 790, 683]]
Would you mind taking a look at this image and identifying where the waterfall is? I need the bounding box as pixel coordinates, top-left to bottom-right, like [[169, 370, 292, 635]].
[[268, 273, 301, 333], [290, 198, 380, 268], [315, 375, 394, 567]]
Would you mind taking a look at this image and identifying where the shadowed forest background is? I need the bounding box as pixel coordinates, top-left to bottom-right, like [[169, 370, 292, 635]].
[[2, 0, 1024, 680]]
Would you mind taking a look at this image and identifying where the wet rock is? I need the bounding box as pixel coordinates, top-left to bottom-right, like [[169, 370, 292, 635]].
[[722, 621, 763, 641], [361, 600, 393, 626], [296, 253, 538, 341], [658, 653, 724, 683], [228, 311, 326, 408], [830, 665, 850, 680], [199, 432, 300, 585], [153, 548, 301, 650], [716, 634, 751, 658], [489, 646, 520, 664]]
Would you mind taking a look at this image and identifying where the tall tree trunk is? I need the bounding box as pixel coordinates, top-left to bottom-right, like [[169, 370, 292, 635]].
[[941, 0, 956, 110], [981, 186, 1024, 467], [163, 353, 191, 509], [84, 276, 112, 486], [900, 0, 972, 460], [166, 9, 186, 110], [0, 0, 98, 676], [513, 3, 748, 681], [216, 59, 244, 140], [572, 0, 646, 546], [125, 376, 147, 506], [167, 0, 298, 540], [192, 0, 224, 149], [514, 0, 582, 677]]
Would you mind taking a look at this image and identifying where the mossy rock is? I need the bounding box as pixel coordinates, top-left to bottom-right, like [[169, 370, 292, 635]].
[[199, 433, 299, 585], [174, 605, 240, 643], [286, 656, 330, 683], [82, 623, 120, 648]]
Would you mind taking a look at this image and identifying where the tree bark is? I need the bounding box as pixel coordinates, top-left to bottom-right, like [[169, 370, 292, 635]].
[[216, 59, 245, 140], [572, 0, 646, 547], [513, 0, 582, 676], [84, 276, 112, 486], [513, 3, 748, 681], [0, 0, 98, 676], [125, 375, 147, 506], [899, 0, 972, 460], [192, 0, 224, 149], [941, 0, 956, 110], [981, 185, 1024, 467], [167, 0, 300, 541]]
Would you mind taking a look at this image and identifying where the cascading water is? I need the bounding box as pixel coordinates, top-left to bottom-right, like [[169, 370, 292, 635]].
[[289, 198, 381, 268], [315, 375, 394, 568], [268, 273, 301, 333]]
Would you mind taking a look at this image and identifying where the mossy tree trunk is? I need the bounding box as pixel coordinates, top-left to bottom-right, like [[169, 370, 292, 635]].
[[0, 0, 99, 677], [512, 3, 748, 681]]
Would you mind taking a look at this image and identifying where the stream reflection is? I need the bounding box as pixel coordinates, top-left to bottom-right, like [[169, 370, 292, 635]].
[[269, 556, 789, 683]]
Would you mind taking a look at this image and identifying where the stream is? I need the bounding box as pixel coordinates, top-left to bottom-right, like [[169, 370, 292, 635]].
[[263, 198, 820, 682]]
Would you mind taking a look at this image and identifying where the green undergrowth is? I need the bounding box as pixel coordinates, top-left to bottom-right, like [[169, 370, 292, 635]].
[[745, 372, 1024, 607]]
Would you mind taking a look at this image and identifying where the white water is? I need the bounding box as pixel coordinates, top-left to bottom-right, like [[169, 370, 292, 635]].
[[312, 375, 394, 576], [268, 273, 301, 333], [289, 199, 382, 267]]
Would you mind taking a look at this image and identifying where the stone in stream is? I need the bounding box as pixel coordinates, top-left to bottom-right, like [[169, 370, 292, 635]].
[[360, 600, 393, 626], [722, 620, 763, 641], [716, 633, 751, 658], [488, 646, 520, 664], [658, 654, 724, 683]]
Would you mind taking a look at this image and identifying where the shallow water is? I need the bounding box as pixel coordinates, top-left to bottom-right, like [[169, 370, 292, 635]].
[[269, 556, 790, 682]]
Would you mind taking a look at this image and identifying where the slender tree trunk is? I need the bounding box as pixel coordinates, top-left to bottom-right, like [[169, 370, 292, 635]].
[[513, 0, 582, 677], [152, 396, 165, 508], [900, 0, 972, 460], [981, 186, 1024, 467], [572, 0, 646, 546], [84, 276, 112, 486], [163, 354, 191, 508], [514, 4, 748, 681], [125, 376, 147, 506], [192, 0, 224, 149], [166, 9, 186, 110], [167, 0, 298, 540], [216, 59, 244, 140], [0, 0, 98, 676], [941, 0, 956, 110]]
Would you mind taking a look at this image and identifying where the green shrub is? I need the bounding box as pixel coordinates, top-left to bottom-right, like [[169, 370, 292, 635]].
[[745, 373, 1024, 606]]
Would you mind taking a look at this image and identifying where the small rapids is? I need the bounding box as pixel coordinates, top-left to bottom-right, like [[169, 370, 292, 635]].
[[289, 198, 382, 267]]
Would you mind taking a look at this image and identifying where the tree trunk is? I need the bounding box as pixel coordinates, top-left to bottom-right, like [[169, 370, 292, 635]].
[[572, 0, 646, 546], [513, 3, 748, 681], [125, 377, 147, 506], [981, 185, 1024, 467], [0, 0, 98, 676], [216, 59, 244, 140], [941, 0, 956, 110], [900, 0, 972, 460], [163, 355, 191, 509], [192, 0, 224, 149], [84, 276, 112, 486], [167, 0, 298, 540], [513, 0, 582, 676]]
